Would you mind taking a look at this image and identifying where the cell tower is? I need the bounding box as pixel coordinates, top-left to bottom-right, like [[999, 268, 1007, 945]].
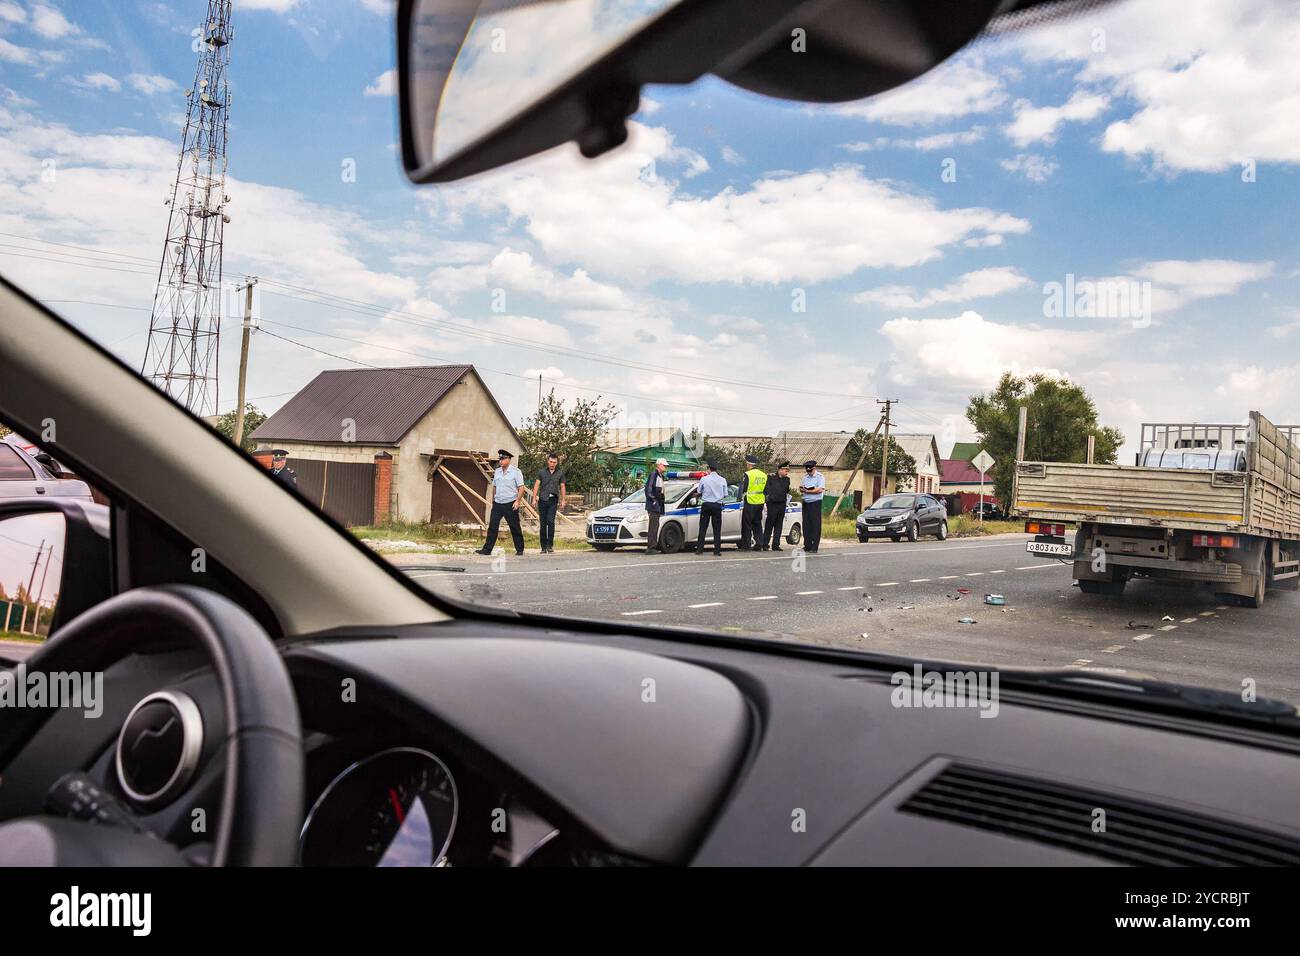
[[142, 0, 233, 417]]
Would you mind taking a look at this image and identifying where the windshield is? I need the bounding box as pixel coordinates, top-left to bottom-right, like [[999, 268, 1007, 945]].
[[4, 0, 1300, 713], [869, 496, 917, 510]]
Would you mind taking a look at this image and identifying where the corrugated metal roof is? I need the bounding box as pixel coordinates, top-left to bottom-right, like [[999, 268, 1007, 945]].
[[599, 427, 684, 454], [948, 441, 982, 461], [251, 365, 476, 444], [941, 458, 990, 483], [706, 435, 772, 453], [772, 430, 856, 468]]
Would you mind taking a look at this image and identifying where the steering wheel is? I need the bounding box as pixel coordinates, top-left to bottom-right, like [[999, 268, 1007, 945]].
[[0, 586, 303, 866]]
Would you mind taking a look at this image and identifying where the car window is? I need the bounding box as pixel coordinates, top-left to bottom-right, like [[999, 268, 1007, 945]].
[[4, 0, 1297, 713], [0, 445, 35, 481]]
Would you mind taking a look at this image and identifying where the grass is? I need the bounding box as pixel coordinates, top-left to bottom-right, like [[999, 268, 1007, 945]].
[[0, 629, 44, 644], [352, 517, 590, 554]]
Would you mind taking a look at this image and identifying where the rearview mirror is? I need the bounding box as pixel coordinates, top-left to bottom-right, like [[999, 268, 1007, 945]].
[[398, 0, 1012, 183]]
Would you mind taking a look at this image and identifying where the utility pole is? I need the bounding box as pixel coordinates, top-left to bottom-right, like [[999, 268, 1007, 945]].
[[877, 398, 896, 496], [832, 413, 885, 515], [23, 538, 44, 634], [537, 372, 542, 411], [33, 543, 53, 633], [232, 277, 257, 447]]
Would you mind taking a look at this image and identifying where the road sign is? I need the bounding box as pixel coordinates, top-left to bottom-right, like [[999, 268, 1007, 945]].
[[972, 449, 995, 473]]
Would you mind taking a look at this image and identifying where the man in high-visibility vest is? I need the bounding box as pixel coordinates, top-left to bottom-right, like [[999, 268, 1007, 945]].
[[737, 453, 767, 551]]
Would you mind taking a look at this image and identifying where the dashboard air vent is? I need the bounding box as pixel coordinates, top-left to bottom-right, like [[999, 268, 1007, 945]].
[[899, 763, 1300, 866]]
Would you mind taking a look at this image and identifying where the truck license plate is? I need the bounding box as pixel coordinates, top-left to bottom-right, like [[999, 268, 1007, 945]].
[[1026, 541, 1073, 556]]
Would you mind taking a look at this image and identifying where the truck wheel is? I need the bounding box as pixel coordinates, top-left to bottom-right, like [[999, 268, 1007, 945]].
[[1078, 579, 1126, 596], [906, 522, 919, 543], [659, 523, 684, 554], [786, 523, 802, 545]]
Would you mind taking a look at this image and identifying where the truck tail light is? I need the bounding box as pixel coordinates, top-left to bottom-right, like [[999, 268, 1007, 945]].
[[1026, 521, 1066, 536], [1192, 533, 1238, 549]]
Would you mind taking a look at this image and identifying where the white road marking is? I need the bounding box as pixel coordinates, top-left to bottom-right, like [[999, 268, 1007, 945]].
[[878, 582, 899, 587], [909, 578, 931, 583], [687, 602, 724, 608], [1133, 633, 1153, 641], [837, 586, 860, 591], [1180, 617, 1197, 624], [1016, 564, 1060, 570], [749, 595, 778, 601], [1102, 645, 1124, 653], [938, 575, 959, 580], [1159, 624, 1178, 631], [1068, 659, 1092, 668], [406, 537, 1037, 577], [966, 572, 984, 576], [1199, 611, 1216, 617], [621, 610, 663, 616], [989, 569, 1006, 574], [796, 590, 824, 595]]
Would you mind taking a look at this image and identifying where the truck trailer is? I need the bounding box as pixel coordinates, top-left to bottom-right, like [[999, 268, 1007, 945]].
[[1012, 412, 1300, 607]]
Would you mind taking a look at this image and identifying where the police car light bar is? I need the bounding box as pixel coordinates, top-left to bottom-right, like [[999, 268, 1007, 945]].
[[665, 471, 707, 479]]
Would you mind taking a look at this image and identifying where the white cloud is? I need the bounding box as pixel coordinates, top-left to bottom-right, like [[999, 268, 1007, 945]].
[[76, 72, 120, 92], [0, 1, 26, 24], [834, 60, 1006, 126], [235, 0, 302, 12], [879, 310, 1106, 390], [720, 145, 744, 166], [855, 266, 1033, 310], [30, 4, 74, 39], [1005, 90, 1109, 147], [841, 127, 986, 152], [0, 37, 36, 65], [1011, 0, 1300, 171], [1130, 259, 1274, 309], [126, 73, 178, 96], [364, 69, 395, 97], [1000, 153, 1058, 183], [441, 123, 1030, 285]]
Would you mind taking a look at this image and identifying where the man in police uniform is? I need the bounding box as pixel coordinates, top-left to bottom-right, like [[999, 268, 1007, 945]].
[[800, 459, 825, 553], [762, 461, 791, 551], [737, 453, 767, 551], [270, 449, 297, 489], [476, 449, 526, 556]]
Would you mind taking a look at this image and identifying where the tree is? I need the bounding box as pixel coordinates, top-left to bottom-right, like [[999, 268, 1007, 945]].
[[844, 430, 917, 490], [517, 391, 620, 493], [214, 404, 267, 452], [966, 373, 1124, 503]]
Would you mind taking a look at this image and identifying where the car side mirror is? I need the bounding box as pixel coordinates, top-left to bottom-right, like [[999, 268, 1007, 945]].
[[0, 500, 112, 642], [33, 451, 65, 477]]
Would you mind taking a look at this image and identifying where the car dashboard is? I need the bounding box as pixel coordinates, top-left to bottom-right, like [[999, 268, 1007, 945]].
[[4, 617, 1300, 867]]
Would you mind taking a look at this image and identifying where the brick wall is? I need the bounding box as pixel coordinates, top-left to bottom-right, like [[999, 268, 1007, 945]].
[[373, 452, 393, 523]]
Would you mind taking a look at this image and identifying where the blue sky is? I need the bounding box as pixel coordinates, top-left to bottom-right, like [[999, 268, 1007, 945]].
[[1, 0, 1298, 457]]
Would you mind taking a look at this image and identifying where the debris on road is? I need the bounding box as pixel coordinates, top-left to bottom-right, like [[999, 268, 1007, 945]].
[[957, 617, 977, 624], [984, 594, 1005, 605], [1161, 615, 1175, 621], [1126, 620, 1152, 630]]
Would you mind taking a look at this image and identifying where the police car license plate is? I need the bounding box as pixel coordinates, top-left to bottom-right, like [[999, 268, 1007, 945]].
[[594, 524, 618, 536]]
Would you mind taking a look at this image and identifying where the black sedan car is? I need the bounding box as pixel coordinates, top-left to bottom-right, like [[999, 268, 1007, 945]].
[[855, 493, 948, 542]]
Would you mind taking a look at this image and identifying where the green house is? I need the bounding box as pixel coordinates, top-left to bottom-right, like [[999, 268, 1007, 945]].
[[596, 427, 701, 481]]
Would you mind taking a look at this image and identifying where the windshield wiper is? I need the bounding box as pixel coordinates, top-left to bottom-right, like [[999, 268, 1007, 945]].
[[998, 670, 1300, 729]]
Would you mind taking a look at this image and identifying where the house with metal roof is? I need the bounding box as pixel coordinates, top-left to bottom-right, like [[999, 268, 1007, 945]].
[[251, 365, 522, 526], [596, 427, 701, 480], [890, 433, 943, 495]]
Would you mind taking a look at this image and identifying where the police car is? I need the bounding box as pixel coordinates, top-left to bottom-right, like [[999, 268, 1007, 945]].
[[586, 472, 803, 553]]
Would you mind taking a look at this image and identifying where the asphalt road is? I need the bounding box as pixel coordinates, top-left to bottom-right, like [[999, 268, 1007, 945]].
[[403, 533, 1300, 704]]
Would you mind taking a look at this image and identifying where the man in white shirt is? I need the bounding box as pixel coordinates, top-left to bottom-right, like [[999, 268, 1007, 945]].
[[693, 460, 729, 555], [476, 448, 526, 555]]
